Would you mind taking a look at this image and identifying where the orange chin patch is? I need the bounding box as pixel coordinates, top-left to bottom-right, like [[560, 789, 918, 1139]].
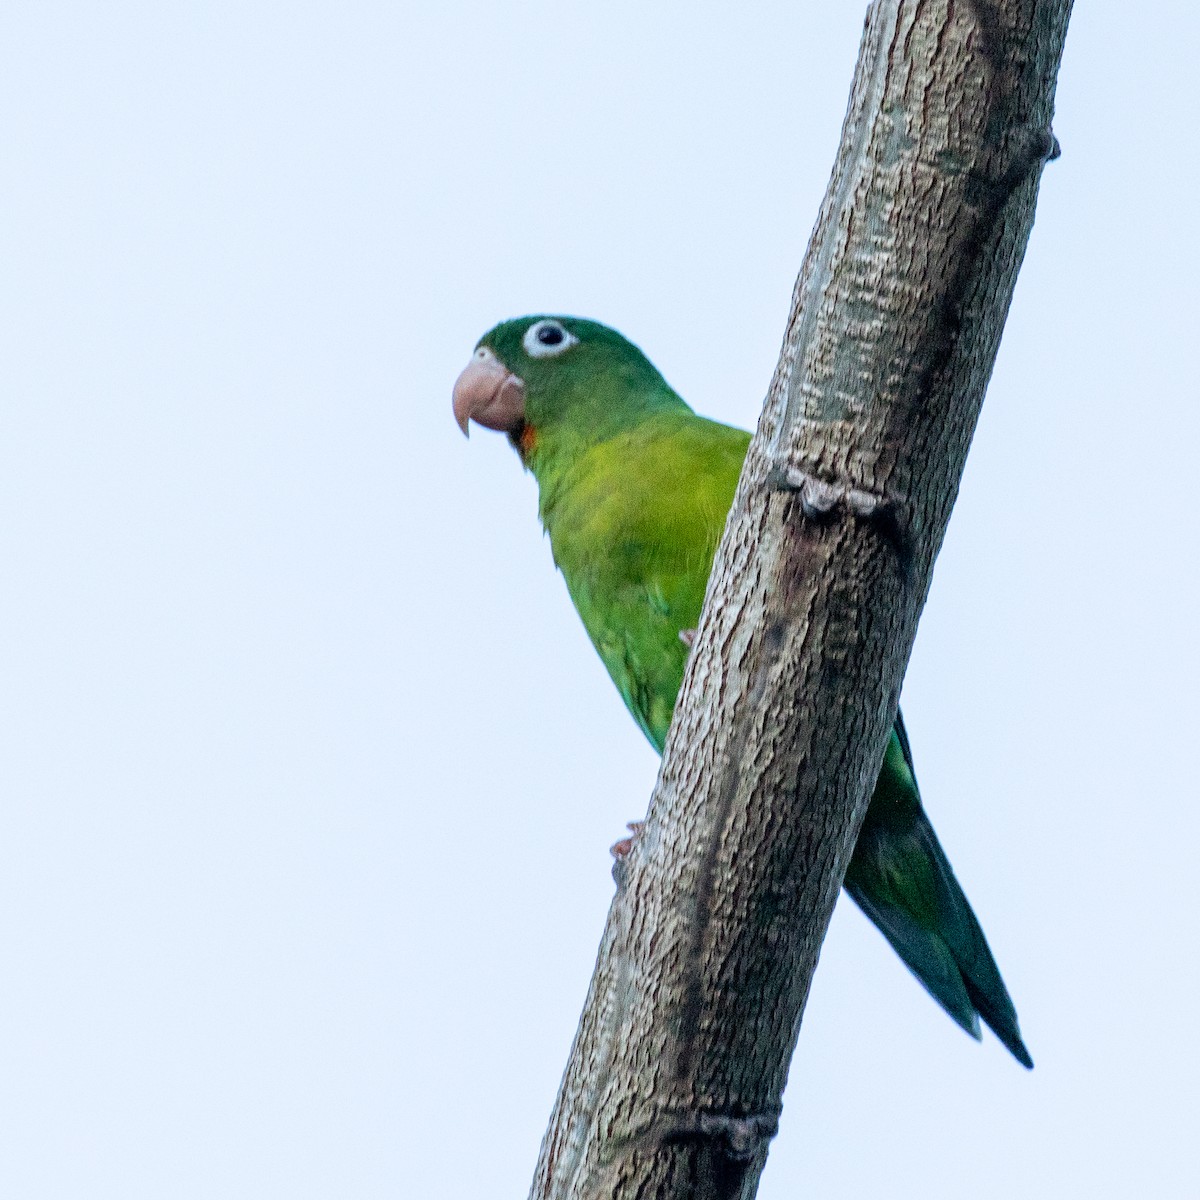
[[518, 423, 538, 458]]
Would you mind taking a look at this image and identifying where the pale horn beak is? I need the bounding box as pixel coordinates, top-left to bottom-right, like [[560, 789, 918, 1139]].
[[452, 347, 527, 437]]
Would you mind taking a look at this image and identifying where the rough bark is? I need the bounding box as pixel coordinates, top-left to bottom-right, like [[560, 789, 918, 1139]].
[[529, 3, 1072, 1198]]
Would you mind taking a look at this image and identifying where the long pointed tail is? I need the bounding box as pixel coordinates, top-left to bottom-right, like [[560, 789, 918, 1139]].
[[844, 718, 1033, 1069]]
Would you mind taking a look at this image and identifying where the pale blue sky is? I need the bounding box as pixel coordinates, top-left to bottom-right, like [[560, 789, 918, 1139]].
[[1, 2, 1197, 1196]]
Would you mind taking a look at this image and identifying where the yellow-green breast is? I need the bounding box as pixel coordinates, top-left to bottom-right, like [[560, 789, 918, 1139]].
[[532, 411, 750, 750]]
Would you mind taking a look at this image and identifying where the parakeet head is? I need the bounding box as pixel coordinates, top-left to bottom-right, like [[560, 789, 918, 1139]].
[[452, 316, 688, 461]]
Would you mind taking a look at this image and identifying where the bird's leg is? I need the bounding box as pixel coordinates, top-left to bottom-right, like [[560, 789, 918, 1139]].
[[679, 628, 696, 649]]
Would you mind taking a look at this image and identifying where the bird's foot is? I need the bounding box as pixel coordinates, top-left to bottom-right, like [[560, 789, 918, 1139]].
[[679, 628, 696, 649], [610, 821, 644, 887], [610, 821, 644, 861]]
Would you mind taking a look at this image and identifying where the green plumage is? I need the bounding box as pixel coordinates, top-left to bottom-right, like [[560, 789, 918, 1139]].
[[476, 315, 1031, 1068]]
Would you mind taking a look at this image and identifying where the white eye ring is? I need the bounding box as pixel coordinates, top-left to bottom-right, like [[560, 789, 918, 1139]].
[[523, 319, 578, 358]]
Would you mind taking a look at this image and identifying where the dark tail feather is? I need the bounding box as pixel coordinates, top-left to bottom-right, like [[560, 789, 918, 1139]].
[[845, 796, 1033, 1068], [844, 881, 982, 1041]]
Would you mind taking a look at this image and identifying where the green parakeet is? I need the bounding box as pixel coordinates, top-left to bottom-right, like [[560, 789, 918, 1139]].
[[453, 315, 1032, 1068]]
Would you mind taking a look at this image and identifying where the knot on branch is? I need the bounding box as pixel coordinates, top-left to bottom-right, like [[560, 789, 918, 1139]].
[[693, 1112, 780, 1162], [768, 465, 911, 566], [652, 1108, 780, 1163], [967, 123, 1060, 213]]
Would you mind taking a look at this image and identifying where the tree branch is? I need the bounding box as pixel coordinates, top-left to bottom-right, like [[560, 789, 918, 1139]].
[[529, 3, 1072, 1198]]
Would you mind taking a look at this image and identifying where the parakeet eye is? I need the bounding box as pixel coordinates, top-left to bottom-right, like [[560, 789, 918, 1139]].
[[523, 319, 577, 358]]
